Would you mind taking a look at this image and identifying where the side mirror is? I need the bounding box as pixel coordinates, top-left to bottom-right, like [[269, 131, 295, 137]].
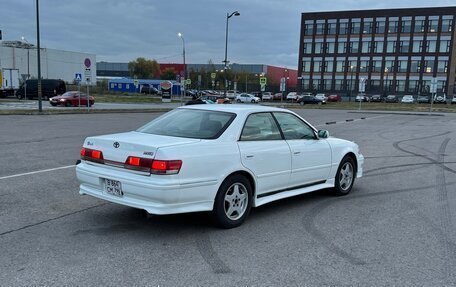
[[317, 130, 329, 139]]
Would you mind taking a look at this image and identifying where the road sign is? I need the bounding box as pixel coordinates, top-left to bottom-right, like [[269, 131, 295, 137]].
[[75, 73, 82, 81], [211, 73, 216, 79], [359, 77, 366, 93], [84, 68, 91, 83], [186, 79, 191, 85], [84, 58, 91, 68], [280, 77, 286, 92], [134, 79, 139, 87], [260, 77, 267, 85], [260, 84, 266, 92]]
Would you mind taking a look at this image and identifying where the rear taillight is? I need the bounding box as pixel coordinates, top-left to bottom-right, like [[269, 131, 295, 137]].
[[80, 147, 104, 163], [124, 156, 182, 175]]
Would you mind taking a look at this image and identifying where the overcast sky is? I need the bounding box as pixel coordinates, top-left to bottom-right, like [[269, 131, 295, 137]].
[[1, 0, 455, 69]]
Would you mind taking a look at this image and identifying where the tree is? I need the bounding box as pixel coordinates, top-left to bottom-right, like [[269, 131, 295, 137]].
[[160, 68, 177, 80], [128, 57, 160, 79]]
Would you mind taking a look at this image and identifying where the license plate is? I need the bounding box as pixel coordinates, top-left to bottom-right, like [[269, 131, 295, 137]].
[[105, 179, 123, 197]]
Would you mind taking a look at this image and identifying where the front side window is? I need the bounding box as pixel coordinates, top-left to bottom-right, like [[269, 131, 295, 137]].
[[240, 113, 281, 141], [138, 109, 235, 139], [273, 112, 316, 140]]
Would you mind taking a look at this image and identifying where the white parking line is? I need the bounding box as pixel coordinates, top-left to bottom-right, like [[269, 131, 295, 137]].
[[0, 165, 75, 180]]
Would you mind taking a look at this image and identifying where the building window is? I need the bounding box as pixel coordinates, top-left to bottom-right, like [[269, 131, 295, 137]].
[[323, 79, 332, 91], [424, 60, 434, 73], [351, 22, 361, 34], [370, 80, 381, 90], [325, 60, 334, 72], [349, 41, 359, 53], [396, 80, 406, 92], [337, 41, 347, 54], [374, 41, 384, 53], [372, 61, 382, 72], [336, 61, 345, 72], [439, 40, 451, 53], [361, 41, 371, 53], [388, 21, 399, 33], [304, 23, 314, 35], [360, 60, 369, 72], [313, 61, 323, 72], [334, 79, 344, 90], [303, 43, 312, 54], [302, 79, 310, 90], [397, 60, 408, 73], [437, 60, 448, 73], [385, 60, 395, 72], [414, 20, 425, 32], [363, 22, 373, 34], [316, 23, 325, 35], [442, 19, 453, 32], [327, 23, 337, 34], [399, 41, 410, 53], [313, 79, 321, 90], [412, 40, 423, 53], [326, 42, 335, 54], [315, 42, 324, 54], [401, 20, 412, 33], [426, 40, 437, 53], [302, 60, 311, 72], [428, 20, 438, 33], [408, 80, 418, 92], [411, 60, 421, 73], [386, 41, 397, 53], [375, 21, 385, 33], [339, 22, 349, 34]]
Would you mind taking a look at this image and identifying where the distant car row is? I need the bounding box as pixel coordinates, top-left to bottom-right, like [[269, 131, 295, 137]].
[[355, 93, 453, 104]]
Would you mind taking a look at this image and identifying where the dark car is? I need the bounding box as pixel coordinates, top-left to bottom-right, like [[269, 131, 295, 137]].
[[417, 95, 431, 104], [370, 94, 383, 102], [327, 94, 342, 102], [385, 95, 399, 103], [140, 84, 160, 95], [49, 91, 94, 107], [297, 95, 325, 105], [16, 79, 66, 100], [273, 92, 284, 100]]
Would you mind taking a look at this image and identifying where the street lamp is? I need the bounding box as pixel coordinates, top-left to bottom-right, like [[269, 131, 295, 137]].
[[223, 10, 240, 98], [348, 65, 355, 102], [177, 32, 186, 103], [36, 0, 42, 112], [384, 67, 389, 97]]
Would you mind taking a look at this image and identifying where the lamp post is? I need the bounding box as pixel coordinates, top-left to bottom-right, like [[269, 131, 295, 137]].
[[177, 32, 186, 104], [21, 36, 31, 100], [36, 0, 42, 112], [348, 65, 354, 102], [223, 10, 240, 98], [384, 67, 389, 97]]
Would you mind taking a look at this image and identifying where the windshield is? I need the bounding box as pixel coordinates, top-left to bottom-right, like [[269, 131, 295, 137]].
[[137, 109, 236, 139]]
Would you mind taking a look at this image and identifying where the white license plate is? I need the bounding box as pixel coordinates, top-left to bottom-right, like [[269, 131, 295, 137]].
[[105, 179, 123, 197]]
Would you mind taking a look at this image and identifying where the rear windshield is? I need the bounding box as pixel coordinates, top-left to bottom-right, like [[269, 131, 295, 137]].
[[137, 109, 236, 139]]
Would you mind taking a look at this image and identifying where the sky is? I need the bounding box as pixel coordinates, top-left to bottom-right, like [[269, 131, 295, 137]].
[[1, 0, 455, 69]]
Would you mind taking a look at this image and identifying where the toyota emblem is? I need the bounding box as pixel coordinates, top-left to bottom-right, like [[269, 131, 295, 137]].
[[113, 142, 120, 148]]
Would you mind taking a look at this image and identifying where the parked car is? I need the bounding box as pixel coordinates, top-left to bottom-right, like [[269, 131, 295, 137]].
[[261, 92, 273, 101], [452, 97, 456, 105], [140, 85, 160, 95], [226, 90, 238, 99], [401, 95, 415, 104], [433, 93, 447, 104], [286, 92, 298, 101], [355, 94, 370, 102], [16, 79, 66, 100], [417, 95, 431, 104], [76, 105, 364, 228], [315, 93, 327, 101], [297, 95, 326, 105], [385, 95, 399, 103], [370, 94, 383, 102], [273, 92, 284, 100], [235, 93, 260, 103], [49, 91, 94, 107], [327, 94, 342, 102]]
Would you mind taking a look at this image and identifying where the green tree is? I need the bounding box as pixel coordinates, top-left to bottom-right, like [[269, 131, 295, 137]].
[[128, 57, 160, 79], [160, 68, 177, 80]]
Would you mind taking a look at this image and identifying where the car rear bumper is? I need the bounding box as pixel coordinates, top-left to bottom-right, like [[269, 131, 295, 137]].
[[76, 161, 216, 215]]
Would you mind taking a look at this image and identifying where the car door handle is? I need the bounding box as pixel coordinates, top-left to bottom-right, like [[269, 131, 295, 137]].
[[293, 151, 301, 155], [245, 155, 254, 159]]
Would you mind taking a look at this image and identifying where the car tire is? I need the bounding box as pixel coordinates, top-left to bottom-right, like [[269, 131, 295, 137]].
[[236, 99, 241, 103], [212, 174, 253, 229], [251, 100, 256, 103], [333, 156, 356, 196]]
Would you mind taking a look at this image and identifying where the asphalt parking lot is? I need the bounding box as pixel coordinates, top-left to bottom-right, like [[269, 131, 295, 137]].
[[1, 108, 455, 286]]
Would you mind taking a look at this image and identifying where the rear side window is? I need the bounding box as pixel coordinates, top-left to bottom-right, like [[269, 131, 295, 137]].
[[137, 109, 235, 139]]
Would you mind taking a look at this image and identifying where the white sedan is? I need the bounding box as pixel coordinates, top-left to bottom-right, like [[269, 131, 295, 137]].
[[235, 93, 260, 103], [76, 105, 364, 228]]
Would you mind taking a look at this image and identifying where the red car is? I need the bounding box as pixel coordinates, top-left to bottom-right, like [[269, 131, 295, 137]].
[[49, 91, 95, 107], [327, 94, 342, 102]]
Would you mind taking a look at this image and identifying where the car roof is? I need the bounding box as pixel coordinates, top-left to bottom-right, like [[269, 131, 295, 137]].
[[179, 104, 288, 116]]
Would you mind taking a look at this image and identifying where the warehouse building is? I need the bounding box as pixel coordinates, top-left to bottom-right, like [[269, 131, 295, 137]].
[[298, 6, 456, 97]]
